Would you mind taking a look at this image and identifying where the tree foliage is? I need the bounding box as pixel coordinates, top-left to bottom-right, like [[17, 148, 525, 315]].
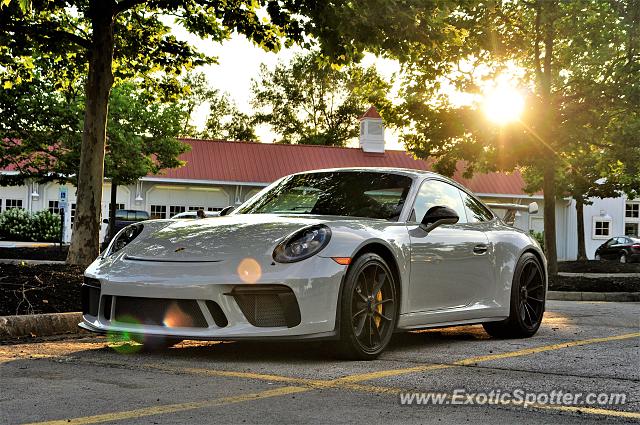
[[390, 0, 640, 272], [252, 52, 395, 146], [104, 83, 190, 186], [0, 0, 342, 265], [202, 93, 256, 141]]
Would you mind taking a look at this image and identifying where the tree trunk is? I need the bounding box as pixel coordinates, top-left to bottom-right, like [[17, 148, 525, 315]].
[[66, 1, 116, 266], [576, 197, 588, 261], [537, 0, 559, 279], [543, 162, 558, 277], [107, 182, 118, 243]]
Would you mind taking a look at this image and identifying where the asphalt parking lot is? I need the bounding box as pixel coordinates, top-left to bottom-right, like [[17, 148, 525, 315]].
[[0, 300, 638, 425]]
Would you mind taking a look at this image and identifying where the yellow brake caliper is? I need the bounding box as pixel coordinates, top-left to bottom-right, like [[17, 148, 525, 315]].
[[374, 290, 383, 327]]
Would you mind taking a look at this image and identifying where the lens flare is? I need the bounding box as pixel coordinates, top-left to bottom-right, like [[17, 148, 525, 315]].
[[163, 301, 194, 328], [237, 257, 262, 284], [107, 316, 143, 354]]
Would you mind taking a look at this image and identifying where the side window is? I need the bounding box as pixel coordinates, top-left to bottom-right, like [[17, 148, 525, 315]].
[[412, 179, 467, 224], [460, 191, 494, 223], [605, 238, 616, 247]]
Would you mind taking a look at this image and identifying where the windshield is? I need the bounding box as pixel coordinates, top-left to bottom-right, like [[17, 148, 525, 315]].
[[236, 171, 413, 220]]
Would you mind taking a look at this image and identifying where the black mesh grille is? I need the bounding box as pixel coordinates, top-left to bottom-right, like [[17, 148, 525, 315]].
[[234, 294, 287, 327], [205, 300, 228, 328], [231, 286, 301, 328], [81, 285, 100, 316], [113, 297, 207, 328], [102, 296, 112, 321]]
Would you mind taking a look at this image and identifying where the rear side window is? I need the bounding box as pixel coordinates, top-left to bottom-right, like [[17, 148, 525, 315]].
[[412, 179, 467, 224], [136, 211, 149, 220], [460, 192, 494, 223]]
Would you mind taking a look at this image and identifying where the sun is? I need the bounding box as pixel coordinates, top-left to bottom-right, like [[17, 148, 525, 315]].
[[482, 83, 525, 125]]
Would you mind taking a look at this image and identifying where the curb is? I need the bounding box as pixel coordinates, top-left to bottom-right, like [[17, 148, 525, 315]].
[[558, 272, 640, 278], [0, 259, 66, 265], [0, 312, 84, 338], [548, 291, 640, 302]]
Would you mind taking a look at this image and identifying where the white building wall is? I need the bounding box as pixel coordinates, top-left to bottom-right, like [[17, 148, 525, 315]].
[[2, 176, 633, 261]]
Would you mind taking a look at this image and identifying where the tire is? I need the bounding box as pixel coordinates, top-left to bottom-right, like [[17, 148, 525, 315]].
[[483, 253, 545, 338], [619, 252, 627, 263], [130, 334, 183, 351], [334, 253, 398, 360]]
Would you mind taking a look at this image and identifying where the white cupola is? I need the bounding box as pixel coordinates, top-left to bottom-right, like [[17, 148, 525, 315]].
[[358, 106, 385, 153]]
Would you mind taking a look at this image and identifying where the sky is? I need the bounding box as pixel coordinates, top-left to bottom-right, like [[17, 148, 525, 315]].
[[165, 19, 406, 150]]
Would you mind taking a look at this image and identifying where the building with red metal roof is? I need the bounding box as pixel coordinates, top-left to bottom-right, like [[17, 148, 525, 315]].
[[149, 138, 531, 198]]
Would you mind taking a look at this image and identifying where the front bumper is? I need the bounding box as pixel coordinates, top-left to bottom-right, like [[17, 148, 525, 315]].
[[81, 255, 347, 340]]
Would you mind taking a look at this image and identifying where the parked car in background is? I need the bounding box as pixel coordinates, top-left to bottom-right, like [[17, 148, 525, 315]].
[[103, 209, 150, 244], [595, 236, 640, 263], [172, 210, 219, 219]]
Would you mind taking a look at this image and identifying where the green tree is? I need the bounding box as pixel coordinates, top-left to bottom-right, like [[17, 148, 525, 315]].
[[201, 92, 257, 141], [0, 60, 83, 186], [103, 82, 190, 241], [252, 52, 395, 146], [396, 0, 640, 276], [1, 0, 470, 265], [0, 59, 190, 242], [0, 0, 318, 265]]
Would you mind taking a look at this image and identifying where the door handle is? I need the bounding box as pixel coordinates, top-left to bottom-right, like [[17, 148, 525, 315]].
[[473, 244, 488, 255]]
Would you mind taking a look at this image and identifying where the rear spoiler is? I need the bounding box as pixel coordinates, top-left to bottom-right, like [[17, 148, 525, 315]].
[[485, 202, 539, 214], [485, 202, 538, 226]]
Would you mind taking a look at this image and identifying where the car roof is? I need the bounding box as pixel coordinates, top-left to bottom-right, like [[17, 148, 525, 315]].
[[289, 167, 441, 179]]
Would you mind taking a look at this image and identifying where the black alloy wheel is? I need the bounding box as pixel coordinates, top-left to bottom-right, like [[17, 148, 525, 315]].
[[483, 252, 545, 338], [336, 253, 398, 360]]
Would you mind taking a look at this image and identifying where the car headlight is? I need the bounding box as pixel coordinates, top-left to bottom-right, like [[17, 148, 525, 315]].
[[273, 224, 331, 263], [106, 223, 143, 256]]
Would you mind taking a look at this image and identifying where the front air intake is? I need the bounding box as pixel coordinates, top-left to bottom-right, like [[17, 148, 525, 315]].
[[113, 297, 208, 328], [228, 285, 301, 328]]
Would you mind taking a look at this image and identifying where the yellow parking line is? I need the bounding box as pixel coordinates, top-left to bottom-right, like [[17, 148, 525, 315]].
[[337, 332, 640, 383], [534, 404, 640, 419], [151, 365, 315, 386], [9, 331, 640, 423], [453, 332, 640, 366], [23, 386, 309, 425]]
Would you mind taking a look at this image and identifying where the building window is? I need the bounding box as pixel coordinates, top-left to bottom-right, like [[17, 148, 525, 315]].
[[593, 218, 612, 239], [150, 205, 167, 219], [0, 199, 3, 212], [188, 206, 205, 211], [170, 205, 186, 217], [70, 203, 77, 224], [48, 200, 60, 215], [626, 203, 639, 218], [207, 207, 223, 212], [5, 199, 23, 210], [625, 222, 639, 237], [109, 203, 125, 215], [368, 121, 383, 135]]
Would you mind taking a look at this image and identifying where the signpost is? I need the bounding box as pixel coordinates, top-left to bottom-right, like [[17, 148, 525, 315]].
[[58, 187, 70, 244]]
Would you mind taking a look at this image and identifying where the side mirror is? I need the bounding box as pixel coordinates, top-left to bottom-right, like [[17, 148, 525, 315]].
[[420, 205, 459, 233], [102, 219, 109, 224], [528, 202, 539, 214], [219, 206, 235, 216]]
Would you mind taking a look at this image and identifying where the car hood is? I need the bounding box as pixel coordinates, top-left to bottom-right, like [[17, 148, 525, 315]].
[[119, 214, 331, 262]]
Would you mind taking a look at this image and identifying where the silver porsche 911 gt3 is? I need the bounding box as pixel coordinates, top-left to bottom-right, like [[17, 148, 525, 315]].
[[81, 168, 547, 359]]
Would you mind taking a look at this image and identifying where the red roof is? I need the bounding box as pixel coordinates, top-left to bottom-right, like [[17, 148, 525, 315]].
[[359, 106, 382, 120], [151, 139, 531, 196]]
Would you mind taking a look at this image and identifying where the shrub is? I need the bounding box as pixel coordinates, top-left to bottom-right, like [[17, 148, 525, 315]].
[[28, 211, 62, 242], [529, 230, 545, 253], [0, 208, 61, 242]]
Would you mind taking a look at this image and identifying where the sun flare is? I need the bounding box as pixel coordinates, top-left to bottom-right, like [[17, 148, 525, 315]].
[[482, 83, 525, 125]]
